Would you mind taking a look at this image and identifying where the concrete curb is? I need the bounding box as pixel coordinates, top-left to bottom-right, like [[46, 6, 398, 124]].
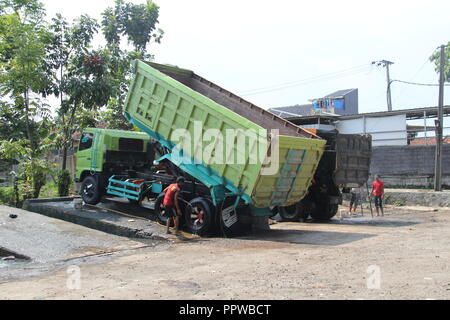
[[24, 196, 80, 203], [23, 198, 170, 242]]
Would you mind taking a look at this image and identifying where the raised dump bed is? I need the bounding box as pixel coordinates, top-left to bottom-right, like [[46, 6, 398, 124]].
[[124, 61, 326, 208]]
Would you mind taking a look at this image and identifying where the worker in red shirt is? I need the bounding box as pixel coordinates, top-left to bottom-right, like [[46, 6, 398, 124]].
[[163, 176, 185, 234], [371, 174, 385, 216]]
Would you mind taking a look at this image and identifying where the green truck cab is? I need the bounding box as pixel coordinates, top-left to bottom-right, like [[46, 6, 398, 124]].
[[74, 128, 154, 204]]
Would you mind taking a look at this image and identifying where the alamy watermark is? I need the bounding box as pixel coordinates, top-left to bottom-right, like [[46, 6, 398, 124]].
[[170, 121, 280, 175], [366, 265, 381, 289], [66, 265, 81, 290]]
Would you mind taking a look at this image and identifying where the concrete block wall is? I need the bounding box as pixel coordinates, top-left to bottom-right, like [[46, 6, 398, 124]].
[[369, 144, 450, 188]]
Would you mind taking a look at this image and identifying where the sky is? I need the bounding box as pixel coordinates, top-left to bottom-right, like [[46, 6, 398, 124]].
[[43, 0, 450, 118]]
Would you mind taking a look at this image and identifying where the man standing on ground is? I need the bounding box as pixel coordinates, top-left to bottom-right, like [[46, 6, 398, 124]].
[[163, 176, 185, 234], [349, 186, 361, 214], [371, 174, 385, 216]]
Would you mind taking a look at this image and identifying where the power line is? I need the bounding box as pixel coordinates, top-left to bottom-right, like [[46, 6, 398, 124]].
[[240, 64, 370, 95], [393, 58, 430, 103], [391, 79, 450, 86], [239, 64, 372, 96]]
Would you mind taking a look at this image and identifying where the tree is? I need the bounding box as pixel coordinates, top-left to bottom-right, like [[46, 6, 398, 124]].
[[0, 0, 55, 199], [102, 0, 163, 54], [47, 14, 99, 170], [0, 0, 55, 153], [0, 101, 28, 141], [100, 0, 163, 129], [430, 42, 450, 82], [0, 0, 56, 201]]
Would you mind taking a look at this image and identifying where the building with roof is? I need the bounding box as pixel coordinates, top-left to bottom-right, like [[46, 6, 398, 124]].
[[273, 105, 450, 188], [278, 105, 450, 147], [269, 88, 358, 117]]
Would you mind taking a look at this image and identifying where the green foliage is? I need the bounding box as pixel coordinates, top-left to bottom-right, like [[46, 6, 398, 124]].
[[96, 47, 138, 130], [0, 101, 28, 140], [0, 22, 51, 96], [0, 0, 56, 157], [47, 14, 108, 169], [393, 200, 406, 207], [0, 186, 15, 206], [0, 1, 55, 98], [0, 137, 55, 200], [102, 0, 163, 54], [39, 181, 58, 198], [63, 49, 114, 108], [0, 0, 45, 25], [0, 139, 29, 159], [0, 0, 164, 188], [56, 169, 71, 197], [430, 42, 450, 82], [100, 1, 163, 129]]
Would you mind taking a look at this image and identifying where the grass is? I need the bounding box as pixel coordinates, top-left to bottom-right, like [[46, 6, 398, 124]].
[[0, 186, 15, 205], [393, 200, 406, 207], [0, 181, 64, 206], [39, 182, 59, 198]]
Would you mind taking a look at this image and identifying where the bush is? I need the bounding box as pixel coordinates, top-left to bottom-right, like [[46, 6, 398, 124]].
[[0, 186, 15, 206], [57, 169, 72, 197], [393, 200, 406, 207], [39, 182, 58, 198]]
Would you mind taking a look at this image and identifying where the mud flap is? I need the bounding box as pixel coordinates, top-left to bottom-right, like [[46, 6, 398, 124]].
[[219, 196, 251, 237]]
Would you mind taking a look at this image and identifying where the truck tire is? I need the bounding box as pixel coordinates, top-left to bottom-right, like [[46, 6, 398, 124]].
[[80, 175, 102, 205], [309, 200, 338, 221], [183, 197, 214, 236], [154, 192, 168, 225], [279, 201, 310, 221]]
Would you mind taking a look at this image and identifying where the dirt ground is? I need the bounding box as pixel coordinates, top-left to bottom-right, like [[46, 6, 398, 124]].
[[1, 205, 450, 300]]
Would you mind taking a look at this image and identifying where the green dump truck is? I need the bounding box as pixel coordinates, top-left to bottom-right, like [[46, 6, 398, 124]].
[[75, 61, 326, 236]]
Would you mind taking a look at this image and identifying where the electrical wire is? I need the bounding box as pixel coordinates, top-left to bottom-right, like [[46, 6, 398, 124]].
[[391, 79, 450, 86], [392, 58, 431, 103], [238, 63, 372, 96], [240, 64, 370, 95]]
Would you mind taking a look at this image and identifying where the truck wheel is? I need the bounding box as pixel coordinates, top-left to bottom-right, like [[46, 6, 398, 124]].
[[279, 201, 310, 221], [184, 197, 213, 236], [310, 201, 338, 221], [154, 193, 168, 225], [80, 175, 102, 205]]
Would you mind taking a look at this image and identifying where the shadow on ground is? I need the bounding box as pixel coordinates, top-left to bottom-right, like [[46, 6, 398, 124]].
[[240, 228, 376, 246], [317, 217, 421, 228]]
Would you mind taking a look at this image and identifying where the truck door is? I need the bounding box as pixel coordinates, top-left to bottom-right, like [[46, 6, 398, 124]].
[[75, 132, 95, 178]]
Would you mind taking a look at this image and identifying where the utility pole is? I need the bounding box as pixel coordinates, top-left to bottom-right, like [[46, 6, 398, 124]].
[[372, 60, 394, 111], [434, 45, 445, 191]]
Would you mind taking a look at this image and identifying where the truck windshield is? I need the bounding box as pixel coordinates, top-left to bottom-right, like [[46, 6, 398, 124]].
[[79, 133, 93, 151]]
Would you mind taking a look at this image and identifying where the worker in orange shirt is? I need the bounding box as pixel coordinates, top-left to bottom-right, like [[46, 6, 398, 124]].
[[163, 176, 185, 234]]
